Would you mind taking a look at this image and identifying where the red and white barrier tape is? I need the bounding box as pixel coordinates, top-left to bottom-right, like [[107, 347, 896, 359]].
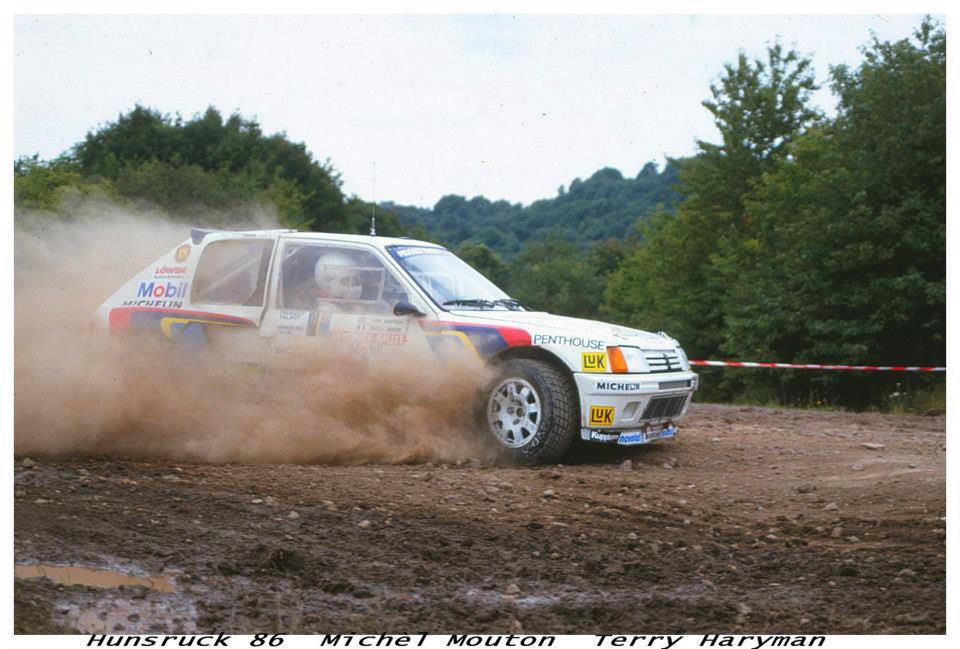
[[690, 360, 945, 372]]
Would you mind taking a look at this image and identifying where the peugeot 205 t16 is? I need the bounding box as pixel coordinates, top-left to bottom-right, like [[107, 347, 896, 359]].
[[98, 229, 698, 462]]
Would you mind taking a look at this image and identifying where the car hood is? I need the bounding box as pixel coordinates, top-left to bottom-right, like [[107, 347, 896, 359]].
[[450, 310, 678, 350]]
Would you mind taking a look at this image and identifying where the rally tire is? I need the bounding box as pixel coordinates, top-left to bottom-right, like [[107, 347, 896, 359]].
[[482, 359, 579, 464]]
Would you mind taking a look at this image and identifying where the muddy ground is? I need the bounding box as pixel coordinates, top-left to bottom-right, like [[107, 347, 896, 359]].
[[14, 403, 945, 635]]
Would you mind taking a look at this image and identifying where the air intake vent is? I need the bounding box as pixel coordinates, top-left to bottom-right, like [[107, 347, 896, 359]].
[[643, 349, 683, 373], [641, 394, 687, 420]]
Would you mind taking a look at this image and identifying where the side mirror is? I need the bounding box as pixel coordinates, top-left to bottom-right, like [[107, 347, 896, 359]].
[[393, 300, 426, 317]]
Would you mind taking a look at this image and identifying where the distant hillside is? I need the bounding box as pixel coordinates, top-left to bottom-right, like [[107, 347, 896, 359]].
[[381, 161, 681, 256]]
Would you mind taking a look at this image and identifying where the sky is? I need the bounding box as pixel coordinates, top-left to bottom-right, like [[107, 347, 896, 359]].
[[15, 14, 931, 207]]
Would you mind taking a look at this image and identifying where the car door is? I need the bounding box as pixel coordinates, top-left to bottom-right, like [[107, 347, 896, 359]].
[[259, 238, 433, 359]]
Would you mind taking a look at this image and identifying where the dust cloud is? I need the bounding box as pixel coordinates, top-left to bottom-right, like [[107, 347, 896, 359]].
[[14, 201, 494, 464]]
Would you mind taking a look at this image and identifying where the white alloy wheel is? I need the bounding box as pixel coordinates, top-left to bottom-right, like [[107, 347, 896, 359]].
[[487, 377, 542, 448]]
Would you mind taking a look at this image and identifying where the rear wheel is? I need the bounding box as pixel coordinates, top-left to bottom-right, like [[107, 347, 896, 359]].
[[483, 359, 579, 463]]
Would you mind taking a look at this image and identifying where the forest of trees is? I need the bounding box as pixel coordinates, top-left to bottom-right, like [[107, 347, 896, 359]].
[[14, 106, 409, 236], [14, 18, 945, 410], [382, 161, 680, 256]]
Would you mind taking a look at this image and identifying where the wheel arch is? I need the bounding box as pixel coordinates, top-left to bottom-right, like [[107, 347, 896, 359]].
[[489, 346, 581, 412]]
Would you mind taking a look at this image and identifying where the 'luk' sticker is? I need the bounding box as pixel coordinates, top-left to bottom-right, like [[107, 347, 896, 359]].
[[582, 352, 608, 373], [588, 405, 615, 427]]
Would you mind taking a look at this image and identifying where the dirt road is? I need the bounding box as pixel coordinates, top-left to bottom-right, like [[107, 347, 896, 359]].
[[14, 403, 945, 634]]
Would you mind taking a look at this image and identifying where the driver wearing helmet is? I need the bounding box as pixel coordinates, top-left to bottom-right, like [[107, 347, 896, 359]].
[[311, 250, 362, 311]]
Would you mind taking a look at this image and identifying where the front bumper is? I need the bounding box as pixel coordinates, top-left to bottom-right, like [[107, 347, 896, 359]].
[[574, 370, 699, 444]]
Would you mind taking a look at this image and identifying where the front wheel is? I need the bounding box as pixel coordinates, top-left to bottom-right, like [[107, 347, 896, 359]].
[[483, 359, 579, 463]]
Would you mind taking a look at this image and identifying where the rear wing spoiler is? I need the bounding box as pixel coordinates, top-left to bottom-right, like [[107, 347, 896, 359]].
[[190, 227, 296, 244]]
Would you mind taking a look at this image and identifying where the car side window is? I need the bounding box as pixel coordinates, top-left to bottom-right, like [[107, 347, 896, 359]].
[[191, 239, 275, 306], [279, 243, 408, 314]]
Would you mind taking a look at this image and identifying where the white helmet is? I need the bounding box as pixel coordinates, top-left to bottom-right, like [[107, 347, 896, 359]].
[[314, 251, 362, 300]]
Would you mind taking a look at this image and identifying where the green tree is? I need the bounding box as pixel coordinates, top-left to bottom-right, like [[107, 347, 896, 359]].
[[382, 161, 681, 257], [16, 106, 401, 236], [586, 238, 631, 279], [343, 198, 408, 238], [604, 44, 820, 357], [506, 239, 605, 318], [14, 155, 117, 212], [717, 19, 945, 406], [456, 242, 509, 287], [69, 106, 354, 231]]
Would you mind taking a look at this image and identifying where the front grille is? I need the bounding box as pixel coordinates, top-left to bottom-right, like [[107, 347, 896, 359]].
[[643, 349, 683, 373], [641, 394, 687, 420]]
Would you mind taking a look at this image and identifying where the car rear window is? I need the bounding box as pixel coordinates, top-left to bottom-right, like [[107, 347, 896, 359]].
[[191, 239, 274, 306]]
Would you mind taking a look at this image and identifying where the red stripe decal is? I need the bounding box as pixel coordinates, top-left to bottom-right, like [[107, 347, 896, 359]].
[[494, 326, 532, 347], [425, 321, 531, 348]]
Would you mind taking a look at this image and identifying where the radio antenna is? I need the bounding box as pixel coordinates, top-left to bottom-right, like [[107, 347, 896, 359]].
[[370, 160, 377, 236]]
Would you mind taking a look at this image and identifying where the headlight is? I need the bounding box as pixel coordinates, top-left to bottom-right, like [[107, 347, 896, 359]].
[[676, 347, 690, 371], [606, 346, 647, 373]]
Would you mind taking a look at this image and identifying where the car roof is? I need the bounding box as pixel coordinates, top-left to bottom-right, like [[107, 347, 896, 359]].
[[194, 228, 444, 252]]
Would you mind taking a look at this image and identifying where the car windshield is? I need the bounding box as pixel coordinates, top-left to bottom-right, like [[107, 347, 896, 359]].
[[387, 245, 522, 310]]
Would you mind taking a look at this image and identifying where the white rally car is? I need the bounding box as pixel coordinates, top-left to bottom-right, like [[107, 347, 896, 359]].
[[96, 229, 698, 462]]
